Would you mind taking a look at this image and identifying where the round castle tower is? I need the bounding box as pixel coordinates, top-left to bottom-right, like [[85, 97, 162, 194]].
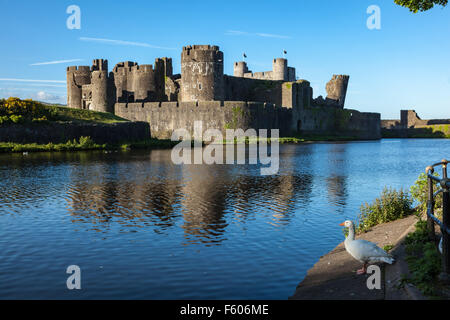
[[272, 58, 288, 81], [90, 59, 109, 113], [132, 64, 156, 101], [181, 45, 224, 102], [233, 61, 249, 77], [67, 66, 91, 109]]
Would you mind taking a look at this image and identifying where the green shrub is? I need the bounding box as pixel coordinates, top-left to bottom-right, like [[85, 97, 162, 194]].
[[357, 187, 414, 233], [78, 136, 95, 149], [9, 114, 24, 124], [404, 220, 442, 296], [0, 115, 10, 124], [410, 172, 443, 219]]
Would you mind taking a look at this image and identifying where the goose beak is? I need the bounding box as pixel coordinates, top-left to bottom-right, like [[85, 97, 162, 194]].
[[339, 222, 345, 226]]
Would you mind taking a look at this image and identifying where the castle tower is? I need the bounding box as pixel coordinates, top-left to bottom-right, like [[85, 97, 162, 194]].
[[325, 75, 350, 108], [272, 58, 288, 81], [112, 61, 137, 102], [92, 59, 108, 71], [233, 61, 248, 77], [91, 69, 109, 113], [181, 45, 224, 102], [67, 66, 91, 109], [132, 64, 156, 101], [154, 58, 168, 101], [161, 57, 173, 78]]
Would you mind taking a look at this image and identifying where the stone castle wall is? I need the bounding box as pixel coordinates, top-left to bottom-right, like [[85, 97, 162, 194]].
[[67, 44, 381, 141], [114, 101, 293, 139]]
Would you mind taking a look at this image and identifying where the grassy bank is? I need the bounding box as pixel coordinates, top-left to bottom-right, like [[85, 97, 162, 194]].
[[44, 104, 128, 124], [0, 134, 364, 154], [382, 125, 450, 139], [0, 97, 128, 125], [0, 137, 178, 153]]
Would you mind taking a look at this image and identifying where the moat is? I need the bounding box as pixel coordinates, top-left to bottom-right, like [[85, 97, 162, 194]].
[[0, 139, 448, 299]]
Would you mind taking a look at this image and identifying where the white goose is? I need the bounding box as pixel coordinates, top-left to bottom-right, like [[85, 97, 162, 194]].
[[340, 220, 395, 274]]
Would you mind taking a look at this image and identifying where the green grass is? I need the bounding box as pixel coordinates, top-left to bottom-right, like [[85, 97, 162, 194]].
[[0, 137, 179, 154], [44, 105, 128, 124], [382, 125, 450, 139], [0, 98, 128, 125], [0, 137, 105, 153], [417, 125, 450, 138], [404, 220, 443, 297]]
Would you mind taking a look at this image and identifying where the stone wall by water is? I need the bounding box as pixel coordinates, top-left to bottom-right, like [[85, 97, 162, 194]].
[[115, 100, 381, 140], [115, 101, 293, 139], [0, 122, 150, 144]]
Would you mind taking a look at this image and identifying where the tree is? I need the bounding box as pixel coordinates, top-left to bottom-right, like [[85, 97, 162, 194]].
[[394, 0, 448, 12]]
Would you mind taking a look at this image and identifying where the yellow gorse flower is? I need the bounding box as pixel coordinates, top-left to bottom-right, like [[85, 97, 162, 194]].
[[0, 97, 47, 119]]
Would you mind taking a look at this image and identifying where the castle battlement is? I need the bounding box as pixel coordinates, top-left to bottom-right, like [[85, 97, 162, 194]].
[[67, 65, 91, 72], [130, 64, 154, 73], [233, 58, 295, 82]]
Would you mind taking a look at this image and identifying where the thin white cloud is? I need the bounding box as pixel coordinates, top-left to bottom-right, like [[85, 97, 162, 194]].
[[30, 59, 84, 66], [79, 37, 176, 50], [225, 30, 291, 39], [27, 84, 67, 88], [226, 30, 249, 36], [36, 91, 61, 101], [0, 78, 65, 84], [0, 88, 66, 104], [255, 33, 291, 39], [0, 87, 65, 92]]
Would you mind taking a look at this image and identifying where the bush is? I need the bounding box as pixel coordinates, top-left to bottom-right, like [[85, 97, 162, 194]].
[[357, 187, 414, 233], [78, 136, 95, 149], [410, 172, 443, 219], [404, 220, 442, 296], [0, 97, 53, 123], [0, 115, 10, 124], [9, 114, 24, 124]]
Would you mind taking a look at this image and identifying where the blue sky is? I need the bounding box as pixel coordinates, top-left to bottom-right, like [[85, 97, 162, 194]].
[[0, 0, 449, 119]]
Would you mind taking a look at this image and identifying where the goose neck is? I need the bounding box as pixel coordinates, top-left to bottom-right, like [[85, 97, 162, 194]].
[[347, 225, 355, 241]]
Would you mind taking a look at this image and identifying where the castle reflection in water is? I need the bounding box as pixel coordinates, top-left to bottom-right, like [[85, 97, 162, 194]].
[[0, 144, 349, 246], [60, 145, 348, 245]]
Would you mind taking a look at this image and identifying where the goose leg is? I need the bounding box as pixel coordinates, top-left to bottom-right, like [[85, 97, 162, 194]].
[[357, 263, 367, 275]]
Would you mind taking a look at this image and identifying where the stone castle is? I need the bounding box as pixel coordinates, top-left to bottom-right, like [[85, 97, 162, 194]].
[[67, 45, 380, 139]]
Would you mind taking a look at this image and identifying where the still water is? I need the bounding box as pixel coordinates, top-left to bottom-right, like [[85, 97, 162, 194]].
[[0, 139, 448, 299]]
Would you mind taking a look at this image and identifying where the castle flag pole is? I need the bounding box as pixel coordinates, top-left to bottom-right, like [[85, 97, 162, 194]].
[[243, 53, 247, 61], [283, 50, 287, 59]]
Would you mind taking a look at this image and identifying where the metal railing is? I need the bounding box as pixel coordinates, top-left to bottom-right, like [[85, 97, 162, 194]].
[[426, 159, 450, 282]]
